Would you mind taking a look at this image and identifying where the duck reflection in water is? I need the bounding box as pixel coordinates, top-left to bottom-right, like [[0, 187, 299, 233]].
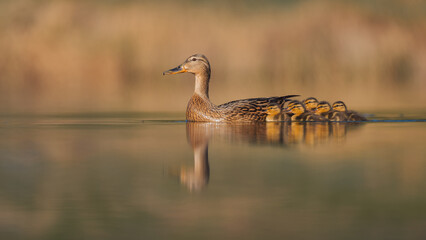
[[171, 123, 210, 192], [173, 121, 364, 191]]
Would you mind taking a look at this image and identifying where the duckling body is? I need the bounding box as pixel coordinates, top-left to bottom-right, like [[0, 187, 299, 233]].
[[346, 111, 367, 121], [332, 101, 367, 121], [327, 111, 349, 121], [164, 54, 297, 122], [294, 112, 327, 122], [282, 112, 293, 122]]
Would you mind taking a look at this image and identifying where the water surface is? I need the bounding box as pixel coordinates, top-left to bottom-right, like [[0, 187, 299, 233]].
[[0, 113, 425, 240]]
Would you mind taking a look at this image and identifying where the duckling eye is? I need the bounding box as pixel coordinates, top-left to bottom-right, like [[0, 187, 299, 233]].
[[191, 58, 196, 61]]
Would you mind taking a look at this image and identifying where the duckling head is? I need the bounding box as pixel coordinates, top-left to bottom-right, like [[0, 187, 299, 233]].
[[332, 101, 347, 112], [303, 97, 319, 111], [163, 54, 211, 76], [287, 100, 306, 116], [316, 101, 331, 115]]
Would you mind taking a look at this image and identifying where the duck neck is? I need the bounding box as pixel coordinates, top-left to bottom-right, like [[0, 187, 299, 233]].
[[194, 71, 210, 99]]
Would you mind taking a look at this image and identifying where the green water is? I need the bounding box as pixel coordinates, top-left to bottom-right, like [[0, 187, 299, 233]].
[[0, 113, 425, 240]]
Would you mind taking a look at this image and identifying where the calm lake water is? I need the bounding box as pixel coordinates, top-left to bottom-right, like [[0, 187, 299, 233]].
[[0, 113, 425, 240]]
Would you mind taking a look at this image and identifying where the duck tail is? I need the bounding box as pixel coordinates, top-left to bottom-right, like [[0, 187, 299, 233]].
[[283, 95, 300, 101], [277, 94, 299, 108]]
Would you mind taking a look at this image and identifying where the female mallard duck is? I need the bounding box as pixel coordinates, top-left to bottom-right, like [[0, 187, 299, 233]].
[[303, 97, 319, 112], [332, 101, 367, 121], [315, 101, 347, 121], [287, 100, 328, 122], [163, 54, 298, 122]]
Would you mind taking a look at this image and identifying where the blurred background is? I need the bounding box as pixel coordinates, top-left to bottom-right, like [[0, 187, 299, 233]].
[[0, 0, 425, 114]]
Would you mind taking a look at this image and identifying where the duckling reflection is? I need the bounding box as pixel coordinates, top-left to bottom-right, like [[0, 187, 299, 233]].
[[330, 122, 347, 143], [213, 122, 292, 145], [287, 122, 332, 146], [304, 122, 331, 146]]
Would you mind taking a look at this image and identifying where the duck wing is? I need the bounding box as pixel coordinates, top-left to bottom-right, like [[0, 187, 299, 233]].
[[218, 95, 298, 109], [217, 95, 298, 121]]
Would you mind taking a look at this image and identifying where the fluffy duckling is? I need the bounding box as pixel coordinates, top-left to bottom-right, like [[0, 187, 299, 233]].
[[287, 100, 328, 122], [332, 101, 367, 121], [315, 101, 347, 121], [303, 97, 319, 112], [281, 108, 293, 121]]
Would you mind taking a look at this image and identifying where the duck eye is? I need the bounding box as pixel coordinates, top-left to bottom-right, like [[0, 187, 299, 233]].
[[191, 58, 196, 61]]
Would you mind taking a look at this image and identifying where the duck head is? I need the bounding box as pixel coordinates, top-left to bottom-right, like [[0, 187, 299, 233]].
[[315, 101, 331, 115], [163, 54, 211, 76], [303, 97, 319, 111], [332, 101, 347, 112], [287, 100, 306, 117]]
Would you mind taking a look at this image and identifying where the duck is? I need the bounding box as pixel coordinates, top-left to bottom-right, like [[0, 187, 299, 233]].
[[303, 97, 319, 112], [315, 101, 347, 121], [163, 54, 298, 122], [332, 101, 367, 121], [287, 100, 328, 122]]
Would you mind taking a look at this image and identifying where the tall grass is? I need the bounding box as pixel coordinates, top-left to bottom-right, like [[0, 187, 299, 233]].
[[0, 0, 425, 113]]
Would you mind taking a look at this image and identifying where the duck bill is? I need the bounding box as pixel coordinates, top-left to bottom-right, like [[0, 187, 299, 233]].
[[163, 65, 187, 75]]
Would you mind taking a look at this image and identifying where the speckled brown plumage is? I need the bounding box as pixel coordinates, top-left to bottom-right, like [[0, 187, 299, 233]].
[[186, 93, 296, 122], [164, 54, 298, 122]]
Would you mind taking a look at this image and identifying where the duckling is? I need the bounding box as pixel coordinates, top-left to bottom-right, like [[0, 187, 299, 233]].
[[332, 101, 367, 121], [163, 54, 298, 122], [315, 101, 347, 121], [303, 97, 319, 112], [281, 108, 293, 121], [287, 100, 328, 122]]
